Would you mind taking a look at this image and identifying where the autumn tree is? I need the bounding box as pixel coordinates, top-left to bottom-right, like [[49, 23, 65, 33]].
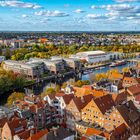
[[41, 87, 56, 98], [122, 67, 129, 73], [73, 80, 90, 87], [7, 92, 25, 107], [95, 73, 107, 82]]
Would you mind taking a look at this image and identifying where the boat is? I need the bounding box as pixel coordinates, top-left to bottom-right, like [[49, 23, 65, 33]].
[[83, 70, 93, 74], [95, 66, 105, 70], [110, 60, 127, 67]]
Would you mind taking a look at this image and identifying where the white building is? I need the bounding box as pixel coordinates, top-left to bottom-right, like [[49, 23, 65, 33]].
[[44, 93, 74, 122], [70, 51, 109, 64], [70, 50, 124, 64]]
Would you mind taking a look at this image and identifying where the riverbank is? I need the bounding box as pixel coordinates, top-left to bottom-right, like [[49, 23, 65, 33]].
[[0, 60, 137, 106]]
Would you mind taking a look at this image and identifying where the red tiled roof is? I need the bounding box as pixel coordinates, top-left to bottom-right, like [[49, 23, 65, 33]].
[[85, 128, 102, 136], [108, 73, 123, 80], [63, 94, 74, 105], [94, 94, 115, 114], [15, 96, 48, 113], [85, 128, 110, 140], [17, 128, 36, 140], [47, 93, 56, 100], [27, 129, 48, 140], [80, 136, 87, 140], [73, 94, 93, 111], [127, 84, 140, 95], [112, 123, 128, 136], [135, 94, 140, 102], [6, 116, 27, 135], [117, 100, 140, 126], [0, 117, 8, 128], [55, 92, 65, 97], [112, 92, 127, 104]]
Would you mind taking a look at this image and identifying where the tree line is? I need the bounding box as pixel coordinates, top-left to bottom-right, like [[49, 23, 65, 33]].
[[0, 43, 140, 61]]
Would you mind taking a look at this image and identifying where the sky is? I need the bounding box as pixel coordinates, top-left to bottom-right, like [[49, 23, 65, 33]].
[[0, 0, 140, 31]]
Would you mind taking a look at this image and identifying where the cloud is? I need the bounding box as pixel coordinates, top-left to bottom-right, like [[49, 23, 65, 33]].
[[100, 4, 138, 12], [74, 9, 85, 13], [115, 0, 140, 2], [40, 18, 51, 23], [86, 14, 108, 20], [91, 4, 137, 12], [46, 10, 69, 17], [90, 4, 140, 21], [0, 1, 41, 9], [35, 10, 45, 16], [86, 14, 111, 20], [35, 10, 69, 17], [22, 14, 28, 18]]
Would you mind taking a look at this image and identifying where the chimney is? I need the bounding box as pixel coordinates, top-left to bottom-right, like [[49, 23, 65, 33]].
[[53, 129, 57, 137], [81, 97, 85, 103], [51, 127, 58, 137], [30, 130, 34, 137]]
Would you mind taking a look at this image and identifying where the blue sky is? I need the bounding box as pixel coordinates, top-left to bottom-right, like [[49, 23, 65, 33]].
[[0, 0, 140, 31]]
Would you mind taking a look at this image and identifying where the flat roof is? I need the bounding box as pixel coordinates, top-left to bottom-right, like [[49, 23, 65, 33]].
[[76, 50, 106, 56]]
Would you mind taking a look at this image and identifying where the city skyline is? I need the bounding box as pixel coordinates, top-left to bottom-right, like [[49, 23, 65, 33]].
[[0, 0, 140, 31]]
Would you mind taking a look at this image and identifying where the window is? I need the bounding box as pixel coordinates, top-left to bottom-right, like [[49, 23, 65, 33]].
[[14, 126, 24, 133]]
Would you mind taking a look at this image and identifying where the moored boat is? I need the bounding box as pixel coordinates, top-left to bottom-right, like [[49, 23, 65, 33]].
[[110, 60, 126, 67]]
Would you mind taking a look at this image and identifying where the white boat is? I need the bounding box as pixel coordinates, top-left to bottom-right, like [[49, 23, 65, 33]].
[[95, 66, 105, 70]]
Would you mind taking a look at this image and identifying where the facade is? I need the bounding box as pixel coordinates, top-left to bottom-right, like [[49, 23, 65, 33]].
[[29, 58, 65, 74], [123, 77, 140, 87], [27, 127, 74, 140], [65, 94, 93, 131], [127, 84, 140, 101], [64, 58, 82, 71], [1, 116, 36, 140], [44, 60, 65, 74], [72, 51, 110, 64], [14, 95, 58, 130], [81, 96, 140, 136], [44, 93, 74, 124], [71, 51, 123, 64], [30, 57, 82, 74], [81, 95, 115, 129], [3, 60, 44, 79]]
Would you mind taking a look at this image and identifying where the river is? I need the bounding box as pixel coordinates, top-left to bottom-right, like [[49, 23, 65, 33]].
[[24, 61, 136, 95], [82, 61, 136, 80]]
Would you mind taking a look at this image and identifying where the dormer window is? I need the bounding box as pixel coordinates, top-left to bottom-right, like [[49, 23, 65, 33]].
[[14, 126, 24, 133]]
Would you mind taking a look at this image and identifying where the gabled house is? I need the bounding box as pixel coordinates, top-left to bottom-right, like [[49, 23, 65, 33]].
[[81, 94, 115, 129], [123, 77, 140, 88], [44, 92, 74, 123], [66, 94, 93, 131], [1, 116, 36, 140], [127, 84, 140, 101]]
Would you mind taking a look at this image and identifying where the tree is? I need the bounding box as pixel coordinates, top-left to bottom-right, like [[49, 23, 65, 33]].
[[73, 80, 90, 87], [95, 73, 107, 82], [122, 67, 129, 73], [7, 92, 25, 107], [41, 87, 56, 98], [61, 82, 67, 89], [55, 85, 61, 92]]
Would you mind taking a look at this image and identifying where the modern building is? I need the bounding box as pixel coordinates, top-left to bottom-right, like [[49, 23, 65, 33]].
[[70, 51, 124, 64], [3, 60, 44, 79]]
